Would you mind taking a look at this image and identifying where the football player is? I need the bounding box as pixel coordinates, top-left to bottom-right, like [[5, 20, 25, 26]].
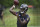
[[9, 4, 30, 27]]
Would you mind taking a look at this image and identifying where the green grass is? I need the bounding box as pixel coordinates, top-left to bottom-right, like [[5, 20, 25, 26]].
[[0, 8, 40, 27]]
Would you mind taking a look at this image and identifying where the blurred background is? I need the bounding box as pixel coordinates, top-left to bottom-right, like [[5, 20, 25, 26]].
[[0, 0, 40, 27]]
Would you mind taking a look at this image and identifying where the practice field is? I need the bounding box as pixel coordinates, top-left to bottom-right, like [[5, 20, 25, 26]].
[[0, 8, 40, 27]]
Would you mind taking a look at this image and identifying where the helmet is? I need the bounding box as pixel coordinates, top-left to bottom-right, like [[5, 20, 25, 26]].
[[20, 4, 28, 13]]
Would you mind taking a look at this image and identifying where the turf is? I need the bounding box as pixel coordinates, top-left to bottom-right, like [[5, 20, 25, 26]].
[[0, 8, 40, 27]]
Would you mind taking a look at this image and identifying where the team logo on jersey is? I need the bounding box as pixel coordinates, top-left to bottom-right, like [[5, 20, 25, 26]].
[[21, 18, 24, 21]]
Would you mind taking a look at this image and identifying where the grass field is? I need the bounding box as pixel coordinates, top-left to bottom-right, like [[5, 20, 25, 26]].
[[0, 8, 40, 27]]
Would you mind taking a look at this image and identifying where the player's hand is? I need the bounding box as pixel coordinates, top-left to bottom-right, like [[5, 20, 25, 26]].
[[13, 5, 15, 8]]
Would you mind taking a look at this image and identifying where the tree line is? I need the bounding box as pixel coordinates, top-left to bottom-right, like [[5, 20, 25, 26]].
[[0, 0, 40, 8]]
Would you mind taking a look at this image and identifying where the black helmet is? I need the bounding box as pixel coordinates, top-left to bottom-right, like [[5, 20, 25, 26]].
[[20, 4, 28, 13]]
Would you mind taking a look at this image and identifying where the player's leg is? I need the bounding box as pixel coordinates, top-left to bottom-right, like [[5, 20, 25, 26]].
[[1, 16, 5, 25]]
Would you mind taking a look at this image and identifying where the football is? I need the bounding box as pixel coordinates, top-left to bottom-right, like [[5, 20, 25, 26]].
[[14, 0, 19, 5]]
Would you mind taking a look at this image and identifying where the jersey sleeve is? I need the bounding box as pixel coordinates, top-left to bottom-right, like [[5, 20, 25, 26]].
[[16, 12, 19, 16]]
